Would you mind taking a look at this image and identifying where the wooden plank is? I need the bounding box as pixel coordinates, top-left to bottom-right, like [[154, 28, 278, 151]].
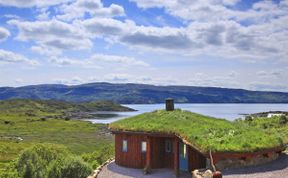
[[173, 138, 179, 176]]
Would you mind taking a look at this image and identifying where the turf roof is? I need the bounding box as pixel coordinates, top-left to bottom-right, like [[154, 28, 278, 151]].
[[109, 109, 283, 153]]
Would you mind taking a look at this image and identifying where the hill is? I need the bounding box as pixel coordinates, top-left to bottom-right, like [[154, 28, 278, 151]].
[[1, 83, 288, 103], [0, 99, 134, 115]]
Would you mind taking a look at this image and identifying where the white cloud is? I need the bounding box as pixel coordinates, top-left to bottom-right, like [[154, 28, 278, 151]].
[[48, 56, 101, 68], [0, 0, 72, 8], [90, 54, 149, 67], [0, 49, 38, 65], [130, 0, 177, 9], [82, 17, 195, 50], [6, 0, 286, 62], [31, 45, 62, 56], [56, 0, 125, 21], [8, 19, 92, 52], [53, 76, 84, 85], [0, 27, 10, 42], [36, 8, 51, 20], [121, 26, 193, 50], [2, 14, 20, 19], [256, 70, 283, 78], [82, 17, 129, 37], [104, 73, 130, 82], [47, 53, 148, 68]]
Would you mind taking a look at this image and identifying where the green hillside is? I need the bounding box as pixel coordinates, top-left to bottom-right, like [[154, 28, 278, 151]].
[[1, 83, 288, 103], [0, 99, 134, 115], [0, 99, 121, 177]]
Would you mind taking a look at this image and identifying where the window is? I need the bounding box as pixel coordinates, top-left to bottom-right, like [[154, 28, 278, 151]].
[[180, 142, 187, 158], [141, 141, 147, 152], [122, 140, 128, 152], [165, 140, 172, 153]]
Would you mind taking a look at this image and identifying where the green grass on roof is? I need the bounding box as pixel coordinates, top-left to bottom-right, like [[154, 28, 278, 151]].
[[109, 109, 283, 153]]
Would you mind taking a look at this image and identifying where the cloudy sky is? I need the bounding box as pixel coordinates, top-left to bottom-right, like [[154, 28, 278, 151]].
[[0, 0, 287, 91]]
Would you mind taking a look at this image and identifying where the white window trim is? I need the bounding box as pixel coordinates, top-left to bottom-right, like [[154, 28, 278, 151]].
[[141, 141, 147, 153], [122, 139, 128, 152]]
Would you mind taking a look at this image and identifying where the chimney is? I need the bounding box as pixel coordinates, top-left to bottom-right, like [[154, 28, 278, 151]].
[[165, 98, 174, 111]]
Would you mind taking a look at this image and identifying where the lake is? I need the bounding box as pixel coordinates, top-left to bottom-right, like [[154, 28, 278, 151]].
[[86, 103, 288, 124]]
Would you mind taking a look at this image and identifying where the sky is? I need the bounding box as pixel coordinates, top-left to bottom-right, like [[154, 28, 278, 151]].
[[0, 0, 287, 92]]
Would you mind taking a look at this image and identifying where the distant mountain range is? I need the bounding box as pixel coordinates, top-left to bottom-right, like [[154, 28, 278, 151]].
[[0, 82, 288, 104]]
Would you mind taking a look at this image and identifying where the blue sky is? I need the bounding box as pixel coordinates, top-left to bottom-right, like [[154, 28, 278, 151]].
[[0, 0, 287, 92]]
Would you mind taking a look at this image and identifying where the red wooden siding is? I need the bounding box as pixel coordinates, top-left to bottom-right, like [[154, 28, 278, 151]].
[[164, 138, 175, 169], [115, 133, 146, 168], [114, 132, 207, 171], [115, 133, 175, 169], [188, 146, 206, 171]]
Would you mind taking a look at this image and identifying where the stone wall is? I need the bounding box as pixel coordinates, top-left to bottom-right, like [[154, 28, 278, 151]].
[[214, 152, 279, 170]]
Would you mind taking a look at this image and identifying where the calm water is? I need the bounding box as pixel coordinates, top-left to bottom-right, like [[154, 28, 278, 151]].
[[86, 103, 288, 124]]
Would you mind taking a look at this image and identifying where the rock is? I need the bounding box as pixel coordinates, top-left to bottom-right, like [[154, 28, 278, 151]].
[[212, 171, 222, 178], [203, 170, 213, 178], [192, 170, 202, 178]]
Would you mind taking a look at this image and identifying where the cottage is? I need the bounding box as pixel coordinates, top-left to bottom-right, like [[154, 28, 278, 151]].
[[109, 99, 285, 175]]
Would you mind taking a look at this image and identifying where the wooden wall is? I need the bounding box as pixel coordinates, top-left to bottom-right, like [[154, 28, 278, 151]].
[[188, 146, 206, 171], [115, 133, 146, 168], [115, 133, 174, 169]]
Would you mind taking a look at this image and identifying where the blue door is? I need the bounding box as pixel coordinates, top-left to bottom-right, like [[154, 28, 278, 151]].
[[179, 142, 188, 171]]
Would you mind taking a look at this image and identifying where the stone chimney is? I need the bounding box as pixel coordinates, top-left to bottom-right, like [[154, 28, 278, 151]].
[[165, 98, 174, 111]]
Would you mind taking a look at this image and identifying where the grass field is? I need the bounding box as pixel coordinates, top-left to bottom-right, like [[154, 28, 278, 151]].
[[0, 100, 115, 177]]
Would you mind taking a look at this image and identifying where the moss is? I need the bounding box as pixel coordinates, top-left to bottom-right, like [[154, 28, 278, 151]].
[[109, 109, 283, 153]]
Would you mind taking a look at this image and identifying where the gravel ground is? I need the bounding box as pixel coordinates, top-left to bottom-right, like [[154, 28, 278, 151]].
[[223, 153, 288, 178], [97, 162, 190, 178], [97, 154, 288, 178]]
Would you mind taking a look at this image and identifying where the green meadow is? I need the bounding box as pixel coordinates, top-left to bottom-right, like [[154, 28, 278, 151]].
[[0, 99, 115, 177]]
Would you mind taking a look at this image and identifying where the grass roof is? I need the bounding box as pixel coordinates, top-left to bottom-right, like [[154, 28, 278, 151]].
[[109, 109, 284, 153]]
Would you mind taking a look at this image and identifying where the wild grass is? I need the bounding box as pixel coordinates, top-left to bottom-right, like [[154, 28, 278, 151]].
[[0, 99, 116, 177]]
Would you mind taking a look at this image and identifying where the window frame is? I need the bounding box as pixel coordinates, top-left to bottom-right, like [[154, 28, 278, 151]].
[[165, 139, 172, 153], [141, 141, 147, 153], [122, 139, 128, 152]]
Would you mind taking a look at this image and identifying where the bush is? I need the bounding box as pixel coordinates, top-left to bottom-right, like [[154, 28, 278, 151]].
[[16, 144, 69, 178], [0, 162, 19, 178], [47, 157, 92, 178], [82, 144, 114, 169], [245, 116, 253, 122], [279, 115, 288, 124], [16, 144, 92, 178]]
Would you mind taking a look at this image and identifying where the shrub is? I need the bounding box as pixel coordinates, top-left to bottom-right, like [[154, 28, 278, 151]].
[[47, 157, 92, 178], [16, 144, 92, 178], [82, 144, 114, 169], [40, 118, 47, 121], [245, 116, 253, 122], [0, 162, 19, 178], [16, 144, 69, 178], [279, 115, 288, 124]]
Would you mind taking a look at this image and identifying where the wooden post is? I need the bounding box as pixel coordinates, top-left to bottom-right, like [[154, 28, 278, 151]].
[[146, 137, 152, 169], [173, 138, 179, 177]]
